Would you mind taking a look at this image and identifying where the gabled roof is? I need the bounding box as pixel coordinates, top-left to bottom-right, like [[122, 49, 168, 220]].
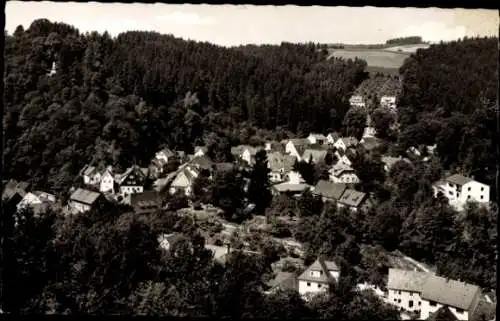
[[267, 272, 298, 291], [387, 268, 430, 293], [445, 174, 473, 186], [361, 137, 382, 150], [288, 138, 310, 146], [171, 167, 199, 188], [302, 149, 328, 163], [338, 136, 359, 147], [2, 179, 29, 199], [330, 162, 355, 177], [194, 146, 208, 154], [116, 165, 146, 185], [32, 191, 56, 203], [421, 275, 481, 311], [313, 180, 347, 200], [158, 148, 175, 158], [70, 188, 101, 205], [338, 189, 367, 207], [82, 165, 98, 177], [298, 258, 339, 284], [273, 183, 310, 193], [308, 133, 327, 140], [268, 152, 296, 172], [189, 155, 213, 170]]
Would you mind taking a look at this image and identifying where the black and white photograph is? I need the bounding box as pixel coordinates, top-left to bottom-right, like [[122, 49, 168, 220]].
[[2, 2, 498, 319]]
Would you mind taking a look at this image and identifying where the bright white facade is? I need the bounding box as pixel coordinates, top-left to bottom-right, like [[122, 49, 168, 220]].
[[329, 164, 359, 184], [433, 175, 490, 210], [380, 96, 397, 109], [297, 259, 340, 299], [326, 133, 339, 145], [285, 141, 303, 160], [99, 169, 115, 193], [349, 95, 366, 108]]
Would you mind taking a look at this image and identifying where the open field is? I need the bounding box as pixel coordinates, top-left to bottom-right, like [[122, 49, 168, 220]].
[[384, 43, 431, 53], [328, 48, 410, 73]]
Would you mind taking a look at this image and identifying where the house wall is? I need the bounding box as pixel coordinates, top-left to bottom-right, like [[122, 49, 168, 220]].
[[286, 142, 302, 160], [287, 171, 302, 184], [242, 150, 252, 165], [270, 171, 283, 183], [100, 173, 114, 193], [298, 280, 328, 297], [87, 173, 101, 185], [69, 200, 91, 214], [460, 181, 489, 204], [420, 299, 471, 321], [330, 172, 359, 184], [363, 127, 376, 138], [120, 186, 144, 195], [387, 289, 423, 313], [327, 135, 337, 145], [194, 149, 205, 157], [307, 136, 317, 144], [334, 140, 346, 151]]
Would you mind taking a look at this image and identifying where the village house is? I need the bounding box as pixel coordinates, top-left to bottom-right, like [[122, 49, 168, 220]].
[[334, 136, 359, 152], [67, 188, 107, 214], [130, 191, 162, 215], [297, 258, 340, 299], [337, 154, 353, 166], [307, 133, 327, 145], [381, 156, 411, 172], [363, 115, 377, 138], [337, 189, 370, 212], [231, 145, 260, 165], [312, 180, 347, 203], [267, 151, 296, 183], [432, 174, 490, 210], [329, 163, 360, 184], [169, 166, 200, 196], [115, 165, 147, 196], [264, 141, 286, 153], [80, 164, 102, 186], [149, 148, 175, 178], [99, 166, 115, 194], [380, 95, 397, 109], [302, 148, 328, 164], [284, 138, 310, 160], [194, 146, 208, 157], [17, 191, 57, 214], [272, 182, 309, 197], [349, 95, 366, 108], [387, 268, 482, 321], [326, 132, 340, 145]]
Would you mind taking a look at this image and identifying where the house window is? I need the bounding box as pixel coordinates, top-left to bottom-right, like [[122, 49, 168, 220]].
[[394, 299, 397, 302], [418, 302, 421, 306], [449, 190, 453, 195], [481, 187, 484, 191], [430, 301, 437, 307], [409, 292, 413, 297], [307, 282, 311, 287], [318, 284, 322, 289], [480, 195, 484, 200], [468, 195, 471, 199], [468, 187, 471, 191], [456, 308, 464, 314], [398, 299, 401, 303], [398, 291, 401, 295], [409, 300, 414, 308]]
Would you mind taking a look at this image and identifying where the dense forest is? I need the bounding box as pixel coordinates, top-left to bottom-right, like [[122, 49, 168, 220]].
[[386, 36, 424, 45], [3, 19, 367, 195], [1, 19, 498, 316], [397, 37, 498, 200]]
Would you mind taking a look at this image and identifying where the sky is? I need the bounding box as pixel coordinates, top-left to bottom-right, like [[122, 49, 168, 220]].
[[5, 2, 499, 46]]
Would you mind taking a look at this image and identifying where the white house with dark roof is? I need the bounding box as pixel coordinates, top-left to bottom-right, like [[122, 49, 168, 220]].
[[267, 152, 297, 183], [81, 164, 102, 186], [307, 133, 327, 145], [99, 166, 115, 194], [116, 165, 147, 196], [420, 275, 482, 320], [297, 258, 340, 299], [387, 268, 482, 321], [169, 166, 200, 196], [329, 163, 360, 184], [387, 268, 430, 314], [433, 174, 490, 210], [68, 188, 105, 214], [334, 137, 359, 152]]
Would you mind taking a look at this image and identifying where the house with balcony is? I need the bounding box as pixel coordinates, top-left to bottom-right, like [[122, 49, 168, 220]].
[[433, 174, 490, 210]]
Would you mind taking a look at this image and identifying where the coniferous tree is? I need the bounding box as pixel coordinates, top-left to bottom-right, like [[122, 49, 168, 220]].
[[247, 149, 272, 214]]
